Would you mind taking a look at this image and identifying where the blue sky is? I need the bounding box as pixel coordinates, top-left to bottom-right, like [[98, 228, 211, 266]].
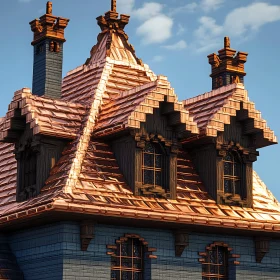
[[0, 0, 280, 199]]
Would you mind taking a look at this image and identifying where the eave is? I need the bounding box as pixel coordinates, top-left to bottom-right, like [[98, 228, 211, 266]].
[[1, 202, 280, 239]]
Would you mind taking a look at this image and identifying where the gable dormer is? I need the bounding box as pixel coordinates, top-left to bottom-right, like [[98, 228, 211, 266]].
[[93, 76, 198, 199], [183, 39, 277, 207], [0, 87, 86, 201]]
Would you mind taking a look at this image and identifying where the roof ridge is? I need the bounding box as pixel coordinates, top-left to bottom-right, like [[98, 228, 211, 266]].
[[183, 83, 244, 106], [63, 60, 115, 194]]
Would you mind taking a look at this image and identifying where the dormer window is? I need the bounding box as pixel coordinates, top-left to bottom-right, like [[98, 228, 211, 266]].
[[215, 140, 259, 207], [142, 142, 164, 190], [16, 138, 38, 201], [223, 151, 241, 196]]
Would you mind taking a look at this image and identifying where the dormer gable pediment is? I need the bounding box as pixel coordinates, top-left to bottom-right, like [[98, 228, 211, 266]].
[[183, 83, 277, 149]]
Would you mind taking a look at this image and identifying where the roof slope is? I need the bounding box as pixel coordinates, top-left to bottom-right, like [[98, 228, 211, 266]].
[[0, 88, 87, 141], [93, 76, 198, 137], [0, 7, 279, 236], [183, 83, 277, 147]]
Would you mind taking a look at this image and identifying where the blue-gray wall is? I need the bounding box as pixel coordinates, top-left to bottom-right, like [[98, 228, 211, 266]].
[[8, 222, 280, 280]]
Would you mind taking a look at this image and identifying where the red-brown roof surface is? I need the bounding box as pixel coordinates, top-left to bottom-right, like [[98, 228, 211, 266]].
[[0, 9, 279, 234], [183, 83, 277, 147]]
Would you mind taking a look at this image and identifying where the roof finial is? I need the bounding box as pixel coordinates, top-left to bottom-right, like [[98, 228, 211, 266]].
[[46, 1, 52, 14], [111, 0, 117, 12], [224, 36, 230, 49]]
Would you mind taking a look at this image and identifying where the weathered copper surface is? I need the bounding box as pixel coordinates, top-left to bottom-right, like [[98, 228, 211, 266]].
[[208, 37, 248, 78], [0, 4, 279, 234], [183, 83, 277, 148], [30, 2, 69, 45], [0, 88, 87, 141]]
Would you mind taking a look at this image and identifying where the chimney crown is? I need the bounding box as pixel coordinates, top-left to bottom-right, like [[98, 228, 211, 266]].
[[208, 37, 248, 90], [29, 1, 69, 46]]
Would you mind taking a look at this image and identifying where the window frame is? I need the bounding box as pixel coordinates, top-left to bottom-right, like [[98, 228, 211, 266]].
[[135, 134, 178, 199], [202, 245, 228, 280], [223, 150, 241, 197], [107, 234, 157, 280], [142, 141, 165, 191], [16, 138, 39, 201], [199, 242, 240, 280], [216, 141, 258, 206]]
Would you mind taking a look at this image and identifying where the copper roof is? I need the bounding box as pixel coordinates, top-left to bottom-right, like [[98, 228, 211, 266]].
[[0, 5, 279, 234], [183, 83, 277, 148], [0, 88, 87, 141]]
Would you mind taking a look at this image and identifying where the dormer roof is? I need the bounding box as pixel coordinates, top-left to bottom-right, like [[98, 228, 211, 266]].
[[0, 1, 279, 236]]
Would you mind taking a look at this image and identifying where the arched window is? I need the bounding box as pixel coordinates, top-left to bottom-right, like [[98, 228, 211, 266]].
[[199, 242, 240, 280], [111, 237, 143, 280], [202, 245, 228, 279], [223, 151, 241, 196], [108, 234, 156, 280], [142, 142, 163, 189]]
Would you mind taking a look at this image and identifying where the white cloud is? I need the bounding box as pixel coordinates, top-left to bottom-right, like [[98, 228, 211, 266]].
[[169, 0, 223, 15], [194, 16, 223, 52], [163, 40, 187, 50], [133, 3, 163, 20], [117, 0, 135, 14], [193, 2, 280, 53], [137, 15, 173, 44], [224, 2, 280, 37], [169, 3, 198, 15], [152, 55, 164, 62], [201, 0, 224, 12]]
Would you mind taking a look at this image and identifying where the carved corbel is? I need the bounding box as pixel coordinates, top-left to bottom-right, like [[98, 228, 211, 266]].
[[173, 230, 189, 257], [255, 237, 270, 263], [80, 221, 95, 251]]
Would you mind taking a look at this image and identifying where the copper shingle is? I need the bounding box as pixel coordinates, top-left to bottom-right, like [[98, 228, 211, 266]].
[[183, 83, 277, 147], [0, 6, 279, 235]]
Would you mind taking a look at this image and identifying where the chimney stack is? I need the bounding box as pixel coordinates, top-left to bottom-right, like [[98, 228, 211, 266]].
[[30, 2, 69, 99], [208, 37, 248, 90]]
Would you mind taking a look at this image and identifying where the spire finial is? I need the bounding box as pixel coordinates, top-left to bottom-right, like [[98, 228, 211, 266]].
[[111, 0, 117, 12], [224, 36, 230, 48], [46, 1, 52, 14]]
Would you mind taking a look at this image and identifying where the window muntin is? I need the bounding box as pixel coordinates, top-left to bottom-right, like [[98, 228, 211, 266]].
[[142, 142, 163, 188], [223, 151, 241, 196], [202, 245, 228, 280], [111, 238, 144, 280]]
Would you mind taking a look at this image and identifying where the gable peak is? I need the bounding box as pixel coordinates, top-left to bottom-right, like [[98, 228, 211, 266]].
[[85, 0, 143, 66]]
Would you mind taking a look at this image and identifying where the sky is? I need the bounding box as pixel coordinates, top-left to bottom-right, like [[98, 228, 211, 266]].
[[0, 0, 280, 200]]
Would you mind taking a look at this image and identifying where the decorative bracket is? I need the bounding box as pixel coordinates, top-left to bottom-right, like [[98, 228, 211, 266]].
[[80, 220, 95, 251], [173, 230, 189, 257], [255, 237, 270, 263]]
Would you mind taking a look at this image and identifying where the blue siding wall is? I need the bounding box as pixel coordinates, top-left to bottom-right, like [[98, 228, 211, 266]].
[[8, 222, 280, 280]]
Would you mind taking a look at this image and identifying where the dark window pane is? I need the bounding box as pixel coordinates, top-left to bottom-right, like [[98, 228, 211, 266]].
[[155, 155, 162, 168], [144, 169, 154, 185], [202, 246, 228, 280], [122, 271, 131, 280], [155, 171, 162, 186], [144, 153, 153, 167], [133, 272, 142, 280], [224, 179, 232, 193], [111, 238, 144, 280], [234, 180, 241, 195], [224, 161, 231, 175], [145, 142, 154, 153]]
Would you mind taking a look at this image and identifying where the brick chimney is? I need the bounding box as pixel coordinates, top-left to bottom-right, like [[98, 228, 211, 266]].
[[208, 37, 248, 90], [30, 2, 69, 98]]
